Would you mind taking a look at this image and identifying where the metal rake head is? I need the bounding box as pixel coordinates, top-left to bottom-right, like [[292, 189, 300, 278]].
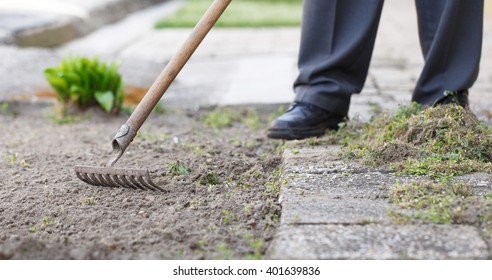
[[74, 166, 164, 192]]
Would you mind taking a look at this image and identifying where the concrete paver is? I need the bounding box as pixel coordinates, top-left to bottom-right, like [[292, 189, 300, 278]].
[[270, 224, 489, 260], [269, 143, 492, 259], [281, 198, 391, 225]]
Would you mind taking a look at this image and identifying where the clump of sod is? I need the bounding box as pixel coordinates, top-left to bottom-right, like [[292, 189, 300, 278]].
[[343, 103, 492, 177]]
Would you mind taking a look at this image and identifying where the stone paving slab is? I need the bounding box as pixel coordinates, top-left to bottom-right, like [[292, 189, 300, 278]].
[[280, 198, 390, 225], [269, 224, 489, 260], [269, 144, 492, 259], [283, 172, 394, 200]]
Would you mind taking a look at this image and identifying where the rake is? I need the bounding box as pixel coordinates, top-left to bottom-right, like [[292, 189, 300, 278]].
[[74, 0, 232, 191]]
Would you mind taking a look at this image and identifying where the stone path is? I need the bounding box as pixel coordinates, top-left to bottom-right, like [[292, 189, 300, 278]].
[[267, 145, 491, 259], [1, 0, 491, 259]]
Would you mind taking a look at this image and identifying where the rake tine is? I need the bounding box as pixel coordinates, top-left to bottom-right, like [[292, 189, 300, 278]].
[[112, 175, 136, 190], [145, 173, 165, 192], [84, 174, 99, 186], [75, 172, 90, 184], [136, 176, 158, 192], [81, 172, 100, 186], [101, 174, 119, 188], [120, 175, 145, 190], [96, 173, 113, 187], [101, 174, 122, 189], [138, 175, 164, 192], [86, 173, 100, 186], [129, 175, 148, 191], [91, 173, 107, 187]]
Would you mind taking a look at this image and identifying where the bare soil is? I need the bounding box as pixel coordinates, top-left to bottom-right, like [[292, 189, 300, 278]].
[[0, 101, 284, 259]]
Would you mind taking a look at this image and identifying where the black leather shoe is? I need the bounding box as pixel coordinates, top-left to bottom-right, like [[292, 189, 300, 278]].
[[267, 102, 345, 140], [433, 90, 469, 108]]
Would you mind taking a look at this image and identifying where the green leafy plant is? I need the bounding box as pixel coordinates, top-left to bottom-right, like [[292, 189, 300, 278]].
[[44, 56, 124, 114]]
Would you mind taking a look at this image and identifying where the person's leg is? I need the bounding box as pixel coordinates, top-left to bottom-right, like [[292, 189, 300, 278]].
[[294, 0, 385, 117], [268, 0, 384, 140], [413, 0, 483, 105]]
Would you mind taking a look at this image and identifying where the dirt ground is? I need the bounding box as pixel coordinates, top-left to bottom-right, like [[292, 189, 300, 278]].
[[0, 101, 285, 259]]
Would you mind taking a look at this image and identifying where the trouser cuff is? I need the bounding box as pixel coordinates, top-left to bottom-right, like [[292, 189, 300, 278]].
[[294, 86, 351, 116]]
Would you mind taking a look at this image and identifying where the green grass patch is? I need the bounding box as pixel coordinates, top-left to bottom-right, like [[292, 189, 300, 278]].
[[155, 0, 302, 28]]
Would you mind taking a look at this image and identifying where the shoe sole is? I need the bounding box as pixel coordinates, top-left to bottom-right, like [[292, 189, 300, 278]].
[[267, 124, 333, 140]]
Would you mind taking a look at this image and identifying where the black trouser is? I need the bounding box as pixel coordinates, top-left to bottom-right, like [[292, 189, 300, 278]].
[[293, 0, 484, 116]]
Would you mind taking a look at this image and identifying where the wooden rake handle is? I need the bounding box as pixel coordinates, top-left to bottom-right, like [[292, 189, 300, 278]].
[[108, 0, 232, 167]]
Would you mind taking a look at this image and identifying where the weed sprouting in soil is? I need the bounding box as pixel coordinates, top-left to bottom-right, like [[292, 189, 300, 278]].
[[0, 102, 17, 117], [264, 167, 286, 195], [215, 242, 234, 260], [180, 143, 205, 155], [0, 102, 8, 113], [82, 197, 97, 205], [243, 233, 265, 260], [2, 153, 29, 168], [204, 107, 263, 131], [306, 137, 320, 146], [166, 160, 190, 176], [204, 108, 236, 129], [40, 216, 56, 229], [4, 153, 17, 167], [221, 209, 232, 225], [48, 111, 82, 125], [243, 109, 261, 130], [198, 172, 220, 186], [19, 160, 29, 168], [136, 131, 171, 142]]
